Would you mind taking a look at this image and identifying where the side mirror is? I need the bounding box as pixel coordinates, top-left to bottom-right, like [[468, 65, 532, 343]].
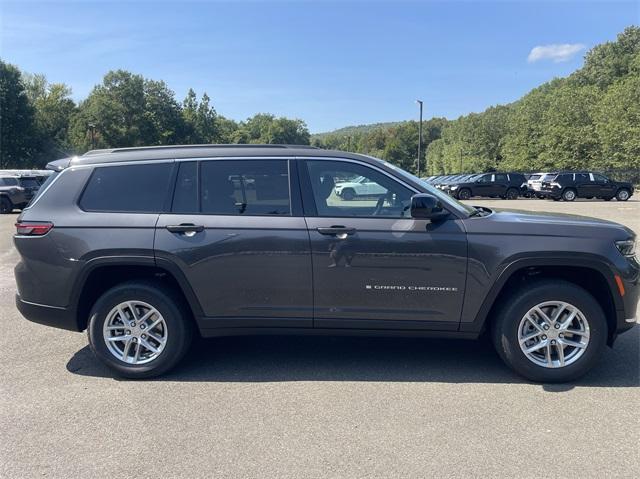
[[410, 194, 449, 221]]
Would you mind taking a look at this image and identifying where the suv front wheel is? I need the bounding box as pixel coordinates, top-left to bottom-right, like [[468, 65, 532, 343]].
[[88, 281, 193, 378], [492, 280, 606, 382]]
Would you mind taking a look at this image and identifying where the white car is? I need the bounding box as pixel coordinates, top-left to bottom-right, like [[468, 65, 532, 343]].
[[527, 172, 549, 194], [334, 176, 387, 200]]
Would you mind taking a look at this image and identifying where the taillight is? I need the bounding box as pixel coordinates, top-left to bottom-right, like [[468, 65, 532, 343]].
[[15, 222, 53, 236]]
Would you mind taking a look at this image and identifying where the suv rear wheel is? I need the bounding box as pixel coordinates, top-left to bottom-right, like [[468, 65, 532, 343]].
[[616, 188, 630, 201], [492, 280, 606, 382], [505, 188, 519, 200], [88, 281, 193, 378], [562, 188, 577, 202]]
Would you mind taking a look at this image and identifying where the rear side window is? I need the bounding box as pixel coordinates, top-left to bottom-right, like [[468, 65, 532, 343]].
[[200, 160, 290, 216], [80, 163, 173, 213], [19, 178, 40, 188], [575, 173, 589, 181], [0, 177, 18, 186], [495, 174, 507, 182]]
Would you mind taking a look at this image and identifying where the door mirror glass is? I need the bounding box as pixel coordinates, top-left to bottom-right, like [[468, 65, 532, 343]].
[[410, 194, 449, 220]]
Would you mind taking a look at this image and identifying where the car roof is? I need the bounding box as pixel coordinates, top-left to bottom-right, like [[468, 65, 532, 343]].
[[46, 144, 373, 171]]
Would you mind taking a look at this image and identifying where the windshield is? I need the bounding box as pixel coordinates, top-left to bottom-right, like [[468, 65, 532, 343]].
[[366, 157, 477, 216], [529, 174, 541, 181]]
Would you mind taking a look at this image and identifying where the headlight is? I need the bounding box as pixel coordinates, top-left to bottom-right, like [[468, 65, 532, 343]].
[[550, 182, 560, 188], [450, 185, 459, 190], [616, 239, 637, 258]]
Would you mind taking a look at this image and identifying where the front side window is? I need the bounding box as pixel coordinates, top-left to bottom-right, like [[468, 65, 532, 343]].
[[306, 160, 412, 218], [200, 160, 290, 216], [80, 163, 173, 213], [592, 173, 608, 182], [476, 174, 492, 183]]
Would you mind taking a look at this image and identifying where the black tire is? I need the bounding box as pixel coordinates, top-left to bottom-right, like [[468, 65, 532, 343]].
[[341, 188, 355, 201], [87, 281, 193, 379], [616, 188, 630, 201], [491, 280, 607, 383], [457, 188, 471, 200], [562, 188, 577, 202], [0, 197, 12, 214], [506, 188, 519, 200]]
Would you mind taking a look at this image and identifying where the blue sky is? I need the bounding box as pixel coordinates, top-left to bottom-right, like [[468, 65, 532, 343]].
[[1, 1, 638, 132]]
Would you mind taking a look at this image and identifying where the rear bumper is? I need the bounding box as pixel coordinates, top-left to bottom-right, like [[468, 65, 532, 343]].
[[16, 295, 80, 332]]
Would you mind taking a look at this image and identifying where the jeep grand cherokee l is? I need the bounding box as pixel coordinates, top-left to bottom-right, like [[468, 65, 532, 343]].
[[14, 145, 639, 381], [447, 172, 527, 200], [540, 172, 634, 202]]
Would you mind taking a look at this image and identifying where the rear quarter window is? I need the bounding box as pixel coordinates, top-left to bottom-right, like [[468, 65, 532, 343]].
[[80, 163, 173, 213]]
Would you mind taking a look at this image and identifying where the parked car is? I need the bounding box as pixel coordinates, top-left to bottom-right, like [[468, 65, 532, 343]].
[[540, 172, 634, 202], [334, 175, 387, 200], [447, 172, 527, 200], [526, 172, 552, 198], [14, 145, 638, 381], [0, 176, 30, 214]]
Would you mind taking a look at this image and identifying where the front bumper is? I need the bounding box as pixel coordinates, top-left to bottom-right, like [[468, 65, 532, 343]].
[[16, 295, 80, 332]]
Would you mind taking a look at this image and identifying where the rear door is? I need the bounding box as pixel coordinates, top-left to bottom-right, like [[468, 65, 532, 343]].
[[154, 158, 313, 330], [300, 158, 467, 330]]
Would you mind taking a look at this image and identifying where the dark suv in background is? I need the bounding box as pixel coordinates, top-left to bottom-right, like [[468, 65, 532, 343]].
[[14, 145, 638, 381], [446, 172, 527, 200], [540, 172, 634, 202]]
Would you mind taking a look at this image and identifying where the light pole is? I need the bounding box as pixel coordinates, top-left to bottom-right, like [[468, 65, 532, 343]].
[[415, 100, 423, 176], [88, 123, 96, 149]]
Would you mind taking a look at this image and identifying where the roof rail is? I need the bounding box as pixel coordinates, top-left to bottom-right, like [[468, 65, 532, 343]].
[[83, 144, 319, 156]]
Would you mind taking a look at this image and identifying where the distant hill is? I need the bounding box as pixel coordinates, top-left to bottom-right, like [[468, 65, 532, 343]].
[[312, 121, 405, 139]]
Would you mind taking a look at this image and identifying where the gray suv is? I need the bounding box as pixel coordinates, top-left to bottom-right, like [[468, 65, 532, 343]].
[[14, 145, 639, 381]]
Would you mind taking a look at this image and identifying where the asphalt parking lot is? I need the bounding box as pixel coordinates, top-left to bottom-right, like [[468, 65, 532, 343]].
[[1, 199, 638, 478]]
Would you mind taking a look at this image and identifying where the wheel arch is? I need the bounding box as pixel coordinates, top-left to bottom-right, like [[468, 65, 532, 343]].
[[72, 257, 204, 332], [461, 256, 622, 345]]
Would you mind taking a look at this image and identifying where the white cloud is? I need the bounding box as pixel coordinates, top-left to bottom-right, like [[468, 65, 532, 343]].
[[527, 43, 586, 63]]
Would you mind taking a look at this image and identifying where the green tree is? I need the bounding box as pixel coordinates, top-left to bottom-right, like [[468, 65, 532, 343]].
[[0, 61, 37, 167], [23, 73, 76, 161], [595, 74, 640, 169]]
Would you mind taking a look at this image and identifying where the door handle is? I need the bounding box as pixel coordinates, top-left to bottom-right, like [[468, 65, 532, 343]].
[[166, 224, 205, 236], [317, 226, 356, 238]]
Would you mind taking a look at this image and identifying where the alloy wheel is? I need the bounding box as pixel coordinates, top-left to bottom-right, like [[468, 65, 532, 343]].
[[103, 301, 168, 365], [517, 301, 590, 368]]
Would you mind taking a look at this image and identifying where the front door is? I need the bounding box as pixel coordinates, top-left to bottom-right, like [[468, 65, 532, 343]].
[[154, 158, 313, 329], [301, 159, 467, 330], [474, 174, 494, 197]]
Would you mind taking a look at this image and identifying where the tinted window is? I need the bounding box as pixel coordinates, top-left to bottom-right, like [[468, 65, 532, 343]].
[[593, 173, 608, 182], [495, 174, 507, 182], [80, 163, 173, 212], [200, 160, 290, 216], [575, 173, 589, 181], [0, 177, 18, 186], [476, 175, 492, 183], [172, 162, 198, 213], [19, 178, 40, 188], [510, 174, 525, 183], [306, 160, 412, 218]]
